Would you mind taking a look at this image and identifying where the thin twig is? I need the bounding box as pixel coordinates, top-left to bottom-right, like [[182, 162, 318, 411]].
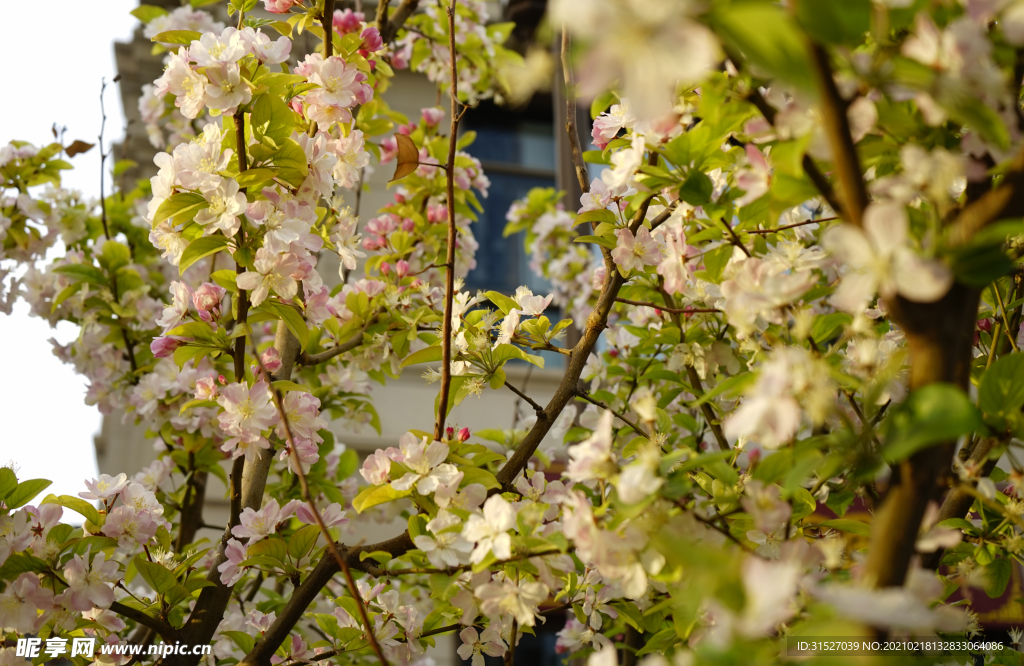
[[434, 2, 461, 441], [298, 326, 366, 365], [109, 601, 175, 640], [505, 380, 544, 417], [719, 217, 751, 257], [560, 27, 588, 194], [615, 297, 720, 314], [993, 282, 1020, 351], [248, 333, 391, 666], [573, 388, 648, 439], [747, 216, 838, 234]]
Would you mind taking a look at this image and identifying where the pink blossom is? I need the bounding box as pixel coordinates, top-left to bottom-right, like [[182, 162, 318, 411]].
[[64, 551, 119, 611], [333, 8, 365, 34], [102, 506, 159, 551], [296, 502, 348, 528], [610, 226, 661, 275], [247, 609, 277, 633], [360, 449, 392, 485], [390, 432, 459, 495], [231, 499, 297, 542], [422, 107, 446, 127], [734, 145, 772, 208], [236, 248, 300, 307], [0, 572, 54, 632], [156, 281, 192, 332], [396, 260, 410, 277], [218, 538, 247, 586], [192, 282, 225, 321], [217, 380, 278, 459], [80, 473, 128, 501], [195, 376, 218, 400]]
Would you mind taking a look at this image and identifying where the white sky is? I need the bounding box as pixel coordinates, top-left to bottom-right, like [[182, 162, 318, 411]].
[[1, 1, 140, 499]]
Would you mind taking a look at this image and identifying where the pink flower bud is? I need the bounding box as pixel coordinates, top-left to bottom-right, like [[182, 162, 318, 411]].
[[360, 27, 383, 52], [193, 282, 226, 321], [333, 8, 365, 34], [264, 0, 296, 13], [218, 374, 228, 385], [396, 260, 410, 277], [401, 218, 415, 232], [195, 376, 218, 400], [446, 426, 455, 440], [458, 427, 470, 442], [262, 347, 283, 374], [380, 262, 391, 276], [978, 318, 993, 332], [421, 107, 445, 127], [151, 336, 183, 358], [289, 99, 304, 115]]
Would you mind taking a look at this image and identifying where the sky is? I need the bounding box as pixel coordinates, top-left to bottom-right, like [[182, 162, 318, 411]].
[[1, 1, 140, 500]]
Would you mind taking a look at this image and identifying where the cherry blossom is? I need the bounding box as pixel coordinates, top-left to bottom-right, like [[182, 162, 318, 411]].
[[610, 226, 661, 275], [463, 495, 517, 564], [389, 432, 459, 495], [64, 551, 119, 611], [237, 249, 300, 307]]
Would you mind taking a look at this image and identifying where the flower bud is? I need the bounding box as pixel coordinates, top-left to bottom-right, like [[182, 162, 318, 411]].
[[458, 427, 470, 442], [446, 426, 455, 440], [264, 0, 296, 13], [262, 347, 283, 374], [380, 262, 391, 276], [360, 26, 383, 52], [150, 336, 183, 358], [396, 260, 410, 278]]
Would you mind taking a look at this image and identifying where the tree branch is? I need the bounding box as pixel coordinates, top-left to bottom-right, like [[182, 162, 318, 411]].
[[560, 27, 589, 194], [573, 388, 648, 439], [504, 381, 544, 417], [808, 42, 869, 227], [434, 3, 461, 442], [297, 327, 366, 366], [109, 601, 175, 641], [321, 0, 336, 58], [615, 297, 720, 315], [380, 0, 419, 44]]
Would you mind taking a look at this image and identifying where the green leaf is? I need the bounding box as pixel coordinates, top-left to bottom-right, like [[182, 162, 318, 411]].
[[0, 552, 49, 581], [458, 467, 501, 490], [151, 30, 202, 45], [949, 241, 1015, 287], [0, 468, 16, 500], [352, 484, 411, 513], [288, 525, 320, 560], [679, 170, 714, 206], [250, 94, 295, 144], [211, 269, 238, 292], [979, 353, 1024, 427], [235, 167, 278, 190], [985, 558, 1012, 598], [573, 209, 617, 227], [272, 380, 310, 393], [883, 383, 984, 462], [491, 344, 544, 369], [574, 234, 618, 250], [401, 345, 443, 367], [135, 556, 178, 595], [152, 192, 208, 227], [484, 291, 519, 316], [795, 0, 871, 45], [5, 479, 52, 510], [41, 494, 101, 525], [52, 264, 107, 287], [179, 235, 230, 275], [713, 1, 814, 92], [259, 301, 309, 351], [816, 518, 871, 537], [222, 631, 255, 654], [131, 5, 168, 22]]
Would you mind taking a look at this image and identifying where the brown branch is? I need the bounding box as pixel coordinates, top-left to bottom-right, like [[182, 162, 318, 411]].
[[719, 217, 751, 257], [321, 0, 336, 58], [297, 327, 366, 366], [375, 0, 389, 45], [808, 43, 869, 227], [248, 332, 391, 666], [505, 381, 544, 416], [614, 297, 720, 315], [747, 216, 838, 234], [573, 388, 648, 439], [561, 27, 589, 194], [434, 3, 461, 442], [381, 0, 419, 43], [109, 601, 175, 641]]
